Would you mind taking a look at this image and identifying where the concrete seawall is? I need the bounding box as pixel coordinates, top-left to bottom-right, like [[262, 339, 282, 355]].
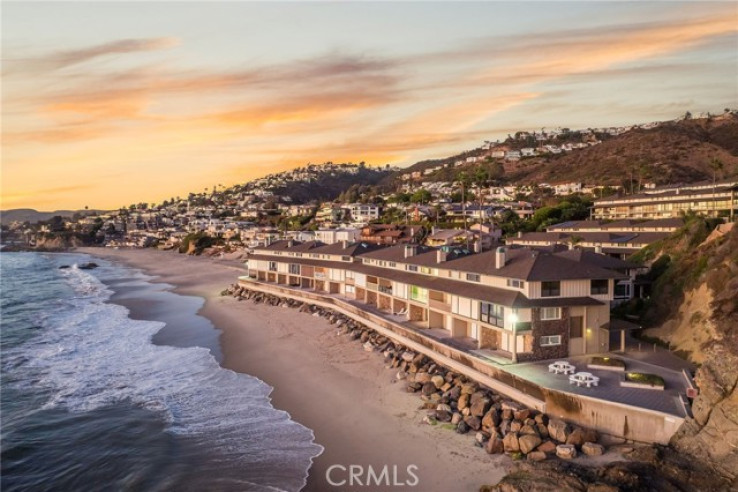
[[238, 277, 684, 444]]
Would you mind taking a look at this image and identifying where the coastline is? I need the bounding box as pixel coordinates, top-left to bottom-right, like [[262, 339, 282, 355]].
[[77, 247, 507, 491]]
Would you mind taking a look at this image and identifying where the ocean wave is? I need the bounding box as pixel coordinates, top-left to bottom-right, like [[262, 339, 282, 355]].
[[5, 259, 323, 492]]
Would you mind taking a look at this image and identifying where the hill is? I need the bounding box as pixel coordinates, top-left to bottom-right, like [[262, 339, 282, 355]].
[[0, 208, 104, 226], [509, 117, 738, 186], [390, 115, 738, 189], [265, 164, 393, 203]]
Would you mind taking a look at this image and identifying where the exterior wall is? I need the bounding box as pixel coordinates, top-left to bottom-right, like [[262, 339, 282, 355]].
[[529, 307, 571, 360]]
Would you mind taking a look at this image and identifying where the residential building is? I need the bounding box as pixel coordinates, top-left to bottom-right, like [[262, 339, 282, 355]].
[[315, 228, 361, 244], [593, 180, 738, 220], [359, 224, 424, 245], [345, 203, 381, 223], [506, 218, 683, 258], [245, 241, 624, 363]]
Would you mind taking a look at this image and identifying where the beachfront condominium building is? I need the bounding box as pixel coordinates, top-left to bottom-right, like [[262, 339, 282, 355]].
[[592, 180, 738, 220], [244, 240, 627, 363]]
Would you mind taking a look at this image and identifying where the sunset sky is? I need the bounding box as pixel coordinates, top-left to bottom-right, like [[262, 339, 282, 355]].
[[2, 2, 737, 210]]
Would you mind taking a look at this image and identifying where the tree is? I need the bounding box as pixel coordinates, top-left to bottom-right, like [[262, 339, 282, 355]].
[[410, 189, 432, 204]]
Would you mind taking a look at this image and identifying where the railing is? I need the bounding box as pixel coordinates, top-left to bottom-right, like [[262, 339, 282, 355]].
[[366, 282, 378, 292]]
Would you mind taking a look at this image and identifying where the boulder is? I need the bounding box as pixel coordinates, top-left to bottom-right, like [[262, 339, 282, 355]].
[[470, 397, 491, 417], [548, 419, 571, 443], [582, 442, 605, 456], [520, 424, 539, 436], [514, 409, 531, 421], [537, 423, 550, 438], [519, 434, 543, 454], [431, 375, 445, 389], [461, 383, 477, 395], [583, 428, 598, 443], [421, 382, 437, 396], [510, 420, 523, 433], [556, 444, 577, 460], [447, 386, 462, 401], [415, 372, 431, 384], [499, 420, 512, 436], [501, 401, 522, 411], [536, 440, 557, 454], [396, 371, 407, 380], [401, 352, 415, 362], [503, 432, 520, 453], [485, 437, 505, 454], [481, 409, 501, 430], [436, 403, 452, 413], [435, 410, 452, 422], [456, 421, 469, 434], [464, 416, 482, 431], [566, 428, 586, 448], [451, 412, 462, 425], [475, 431, 490, 444], [457, 393, 470, 410], [502, 409, 514, 421], [527, 451, 547, 462]]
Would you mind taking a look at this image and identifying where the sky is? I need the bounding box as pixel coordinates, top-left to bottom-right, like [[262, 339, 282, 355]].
[[2, 1, 737, 210]]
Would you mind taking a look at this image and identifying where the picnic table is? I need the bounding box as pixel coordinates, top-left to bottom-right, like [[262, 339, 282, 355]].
[[548, 361, 576, 375], [569, 372, 600, 388]]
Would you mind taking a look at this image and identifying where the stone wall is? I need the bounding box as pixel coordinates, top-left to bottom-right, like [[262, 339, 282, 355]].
[[479, 327, 500, 350], [530, 307, 571, 360]]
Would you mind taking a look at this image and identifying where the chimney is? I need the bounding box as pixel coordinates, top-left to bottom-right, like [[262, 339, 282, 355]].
[[594, 244, 603, 254], [287, 239, 294, 247], [341, 239, 349, 249], [436, 249, 447, 263], [404, 244, 417, 258], [568, 241, 575, 250], [517, 231, 523, 238], [495, 246, 506, 269], [473, 239, 482, 253]]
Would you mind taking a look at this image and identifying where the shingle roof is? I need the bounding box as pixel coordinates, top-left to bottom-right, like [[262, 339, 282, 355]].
[[553, 249, 639, 270]]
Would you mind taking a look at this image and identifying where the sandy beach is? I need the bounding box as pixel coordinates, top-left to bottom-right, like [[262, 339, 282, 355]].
[[78, 247, 507, 491]]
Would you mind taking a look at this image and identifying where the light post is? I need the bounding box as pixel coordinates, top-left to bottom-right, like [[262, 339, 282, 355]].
[[510, 312, 519, 363]]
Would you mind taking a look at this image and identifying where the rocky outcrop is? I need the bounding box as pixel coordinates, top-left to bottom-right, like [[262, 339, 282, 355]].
[[484, 446, 729, 492]]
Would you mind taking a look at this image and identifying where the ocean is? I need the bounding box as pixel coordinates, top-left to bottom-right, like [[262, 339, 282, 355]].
[[0, 252, 322, 492]]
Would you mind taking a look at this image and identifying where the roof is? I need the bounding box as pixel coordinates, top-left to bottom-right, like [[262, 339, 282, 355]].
[[427, 229, 472, 240], [447, 248, 627, 281], [247, 253, 603, 308], [260, 240, 325, 252], [553, 249, 639, 270], [309, 241, 384, 257]]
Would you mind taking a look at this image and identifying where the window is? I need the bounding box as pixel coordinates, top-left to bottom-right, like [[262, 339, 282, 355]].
[[506, 279, 525, 289], [420, 266, 433, 275], [590, 279, 609, 295], [289, 264, 300, 275], [346, 270, 355, 279], [268, 261, 277, 272], [466, 273, 481, 282], [409, 285, 428, 303], [540, 335, 562, 347], [540, 307, 561, 320], [345, 285, 356, 294], [480, 302, 504, 327], [541, 281, 560, 297], [389, 262, 396, 268], [378, 285, 392, 294], [342, 256, 351, 262], [406, 265, 418, 272]]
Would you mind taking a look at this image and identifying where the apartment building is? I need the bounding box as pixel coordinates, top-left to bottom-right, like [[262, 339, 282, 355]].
[[592, 180, 738, 220], [245, 240, 626, 363], [506, 218, 682, 259]]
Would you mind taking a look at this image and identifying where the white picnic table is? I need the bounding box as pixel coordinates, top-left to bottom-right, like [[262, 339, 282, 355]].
[[569, 372, 600, 388], [548, 361, 576, 375]]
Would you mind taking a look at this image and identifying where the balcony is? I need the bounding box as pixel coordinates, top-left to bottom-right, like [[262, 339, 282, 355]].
[[366, 282, 378, 292]]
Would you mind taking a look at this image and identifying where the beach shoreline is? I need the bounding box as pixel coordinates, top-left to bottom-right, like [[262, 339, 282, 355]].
[[77, 247, 507, 491]]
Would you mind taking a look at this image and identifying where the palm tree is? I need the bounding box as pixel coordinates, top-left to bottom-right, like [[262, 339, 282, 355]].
[[709, 157, 725, 216]]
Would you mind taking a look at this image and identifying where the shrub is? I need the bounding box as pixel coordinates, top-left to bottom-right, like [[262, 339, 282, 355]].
[[625, 372, 665, 387], [589, 356, 625, 368]]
